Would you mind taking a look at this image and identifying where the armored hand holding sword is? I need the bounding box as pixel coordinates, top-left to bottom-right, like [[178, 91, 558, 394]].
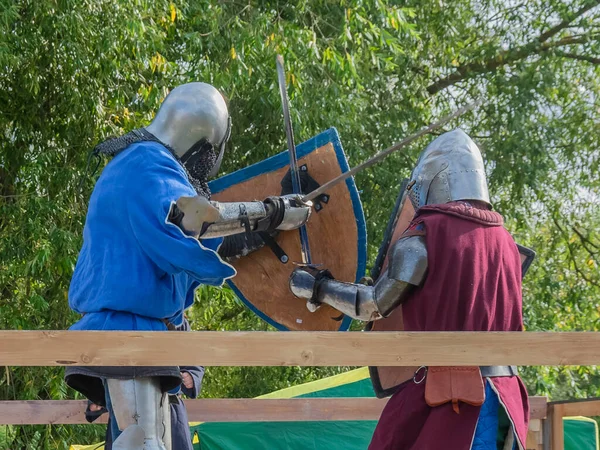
[[65, 82, 311, 450], [290, 129, 533, 450]]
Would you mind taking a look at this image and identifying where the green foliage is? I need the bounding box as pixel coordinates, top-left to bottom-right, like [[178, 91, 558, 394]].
[[0, 0, 599, 447]]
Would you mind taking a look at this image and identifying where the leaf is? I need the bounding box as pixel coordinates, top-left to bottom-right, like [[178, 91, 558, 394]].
[[170, 3, 177, 23]]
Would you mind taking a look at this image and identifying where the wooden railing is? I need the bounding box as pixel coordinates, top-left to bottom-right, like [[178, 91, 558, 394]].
[[3, 396, 596, 450], [1, 330, 599, 450], [0, 397, 549, 425], [1, 331, 598, 366], [547, 398, 600, 450]]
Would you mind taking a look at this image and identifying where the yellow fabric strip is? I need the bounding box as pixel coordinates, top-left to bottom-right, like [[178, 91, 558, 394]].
[[256, 367, 369, 399], [70, 444, 105, 450]]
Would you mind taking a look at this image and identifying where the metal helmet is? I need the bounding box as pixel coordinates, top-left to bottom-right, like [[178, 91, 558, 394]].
[[145, 82, 231, 178], [406, 128, 490, 209]]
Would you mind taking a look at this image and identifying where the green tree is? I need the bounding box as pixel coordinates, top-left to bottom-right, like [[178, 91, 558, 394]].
[[1, 0, 599, 448]]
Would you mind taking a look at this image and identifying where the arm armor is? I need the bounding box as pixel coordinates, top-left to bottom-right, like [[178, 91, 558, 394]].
[[290, 236, 428, 321], [200, 201, 271, 238], [170, 195, 309, 239]]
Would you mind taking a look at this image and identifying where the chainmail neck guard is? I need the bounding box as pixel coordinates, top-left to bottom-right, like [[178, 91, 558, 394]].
[[93, 128, 212, 198]]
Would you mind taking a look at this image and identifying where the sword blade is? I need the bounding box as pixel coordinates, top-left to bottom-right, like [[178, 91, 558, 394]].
[[276, 54, 312, 264], [301, 99, 482, 203]]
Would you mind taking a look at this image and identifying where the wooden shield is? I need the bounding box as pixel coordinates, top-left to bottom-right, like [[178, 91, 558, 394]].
[[367, 182, 537, 398], [208, 128, 367, 331], [367, 180, 417, 398]]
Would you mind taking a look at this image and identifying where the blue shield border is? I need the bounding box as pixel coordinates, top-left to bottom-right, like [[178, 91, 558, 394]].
[[208, 128, 367, 331]]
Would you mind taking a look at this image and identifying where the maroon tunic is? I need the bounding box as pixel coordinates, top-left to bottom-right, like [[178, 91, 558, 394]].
[[369, 202, 529, 450]]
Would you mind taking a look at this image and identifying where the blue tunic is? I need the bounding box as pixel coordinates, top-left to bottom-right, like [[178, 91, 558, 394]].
[[68, 141, 236, 331]]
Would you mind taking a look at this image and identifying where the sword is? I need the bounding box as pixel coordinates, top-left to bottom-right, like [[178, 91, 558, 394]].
[[301, 99, 482, 203], [276, 54, 312, 264]]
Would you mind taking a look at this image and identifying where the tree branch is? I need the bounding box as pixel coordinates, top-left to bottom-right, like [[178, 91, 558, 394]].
[[487, 3, 527, 24], [544, 34, 600, 48], [572, 226, 600, 258], [538, 0, 600, 42], [426, 2, 600, 95], [554, 50, 600, 64], [553, 217, 600, 288]]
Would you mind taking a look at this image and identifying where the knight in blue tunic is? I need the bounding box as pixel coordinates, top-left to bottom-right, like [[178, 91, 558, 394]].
[[65, 82, 311, 450]]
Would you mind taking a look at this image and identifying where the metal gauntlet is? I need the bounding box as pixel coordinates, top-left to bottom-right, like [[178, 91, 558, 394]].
[[290, 270, 411, 321], [265, 195, 312, 231], [290, 236, 428, 321]]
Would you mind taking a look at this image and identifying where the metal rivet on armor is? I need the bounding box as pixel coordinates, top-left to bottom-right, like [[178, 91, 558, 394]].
[[281, 255, 289, 263], [315, 204, 322, 211], [301, 165, 308, 171]]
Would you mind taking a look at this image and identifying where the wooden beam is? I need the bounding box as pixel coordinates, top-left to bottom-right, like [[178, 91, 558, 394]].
[[0, 397, 548, 425], [529, 396, 548, 420], [552, 398, 600, 417], [184, 398, 388, 423], [1, 399, 387, 425], [1, 400, 105, 425], [1, 331, 599, 366]]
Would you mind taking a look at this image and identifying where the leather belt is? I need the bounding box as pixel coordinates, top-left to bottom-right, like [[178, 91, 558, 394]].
[[408, 365, 517, 385], [479, 365, 517, 377], [82, 313, 177, 330], [161, 319, 177, 330]]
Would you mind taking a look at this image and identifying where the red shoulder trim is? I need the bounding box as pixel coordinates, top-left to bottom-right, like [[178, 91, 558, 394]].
[[417, 202, 503, 226]]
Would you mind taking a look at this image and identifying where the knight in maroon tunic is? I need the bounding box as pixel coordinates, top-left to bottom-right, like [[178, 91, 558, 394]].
[[289, 129, 529, 450]]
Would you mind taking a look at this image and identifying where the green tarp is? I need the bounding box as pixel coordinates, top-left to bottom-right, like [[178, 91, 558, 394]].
[[190, 368, 377, 450], [564, 417, 599, 450], [195, 421, 376, 450]]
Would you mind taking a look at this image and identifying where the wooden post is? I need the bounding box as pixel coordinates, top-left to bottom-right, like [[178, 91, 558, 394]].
[[527, 419, 543, 450], [549, 403, 565, 450]]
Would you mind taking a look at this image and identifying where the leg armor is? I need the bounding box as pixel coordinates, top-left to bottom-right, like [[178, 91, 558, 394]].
[[290, 235, 428, 321], [107, 378, 172, 450]]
